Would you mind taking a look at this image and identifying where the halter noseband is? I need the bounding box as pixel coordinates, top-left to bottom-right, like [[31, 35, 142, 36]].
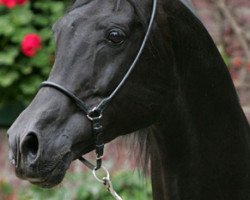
[[40, 0, 157, 171]]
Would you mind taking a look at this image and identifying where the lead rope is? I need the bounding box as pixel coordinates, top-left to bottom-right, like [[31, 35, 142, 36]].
[[93, 166, 123, 200], [78, 158, 122, 200]]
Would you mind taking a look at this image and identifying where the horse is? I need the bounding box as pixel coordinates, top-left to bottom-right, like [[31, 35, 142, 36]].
[[8, 0, 250, 199]]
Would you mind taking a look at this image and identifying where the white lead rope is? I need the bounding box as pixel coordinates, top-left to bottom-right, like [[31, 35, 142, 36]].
[[92, 167, 123, 200]]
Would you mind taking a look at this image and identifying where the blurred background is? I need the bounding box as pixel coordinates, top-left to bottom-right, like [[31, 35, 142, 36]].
[[0, 0, 249, 199]]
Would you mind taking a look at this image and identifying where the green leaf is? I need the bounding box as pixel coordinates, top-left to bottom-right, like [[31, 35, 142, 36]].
[[0, 48, 19, 65], [49, 2, 65, 13], [10, 27, 36, 43], [47, 40, 56, 53], [0, 5, 6, 13], [33, 1, 64, 13], [30, 50, 49, 68], [20, 76, 42, 95], [218, 45, 230, 67], [33, 14, 50, 26], [0, 180, 13, 196], [0, 70, 19, 87], [19, 65, 33, 75], [9, 5, 33, 26], [0, 16, 15, 36], [40, 28, 53, 40]]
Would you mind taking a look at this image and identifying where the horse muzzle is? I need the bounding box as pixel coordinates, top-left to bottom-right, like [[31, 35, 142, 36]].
[[8, 127, 74, 188], [10, 140, 73, 188]]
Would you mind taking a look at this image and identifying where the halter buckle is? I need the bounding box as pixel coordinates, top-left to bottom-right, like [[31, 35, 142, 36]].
[[96, 155, 104, 160], [87, 107, 103, 121]]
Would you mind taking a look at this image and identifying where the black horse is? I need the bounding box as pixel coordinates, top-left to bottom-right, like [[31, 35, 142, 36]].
[[8, 0, 250, 199]]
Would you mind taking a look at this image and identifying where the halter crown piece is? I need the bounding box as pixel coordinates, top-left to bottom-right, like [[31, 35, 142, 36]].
[[40, 0, 157, 198]]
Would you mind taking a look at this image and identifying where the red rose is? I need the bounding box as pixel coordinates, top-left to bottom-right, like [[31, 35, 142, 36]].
[[2, 0, 16, 8], [21, 34, 42, 57], [16, 0, 26, 5], [1, 0, 27, 8]]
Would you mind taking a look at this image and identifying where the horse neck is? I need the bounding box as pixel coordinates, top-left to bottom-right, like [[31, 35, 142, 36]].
[[149, 1, 250, 200]]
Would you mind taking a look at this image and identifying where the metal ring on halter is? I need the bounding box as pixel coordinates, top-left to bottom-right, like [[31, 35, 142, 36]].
[[92, 166, 110, 183], [96, 155, 104, 160], [86, 107, 103, 121], [87, 113, 103, 121]]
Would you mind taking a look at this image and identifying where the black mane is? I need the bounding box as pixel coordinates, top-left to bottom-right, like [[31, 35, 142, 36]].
[[129, 1, 250, 199]]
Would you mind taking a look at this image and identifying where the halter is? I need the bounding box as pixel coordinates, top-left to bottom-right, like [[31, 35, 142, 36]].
[[40, 0, 157, 171]]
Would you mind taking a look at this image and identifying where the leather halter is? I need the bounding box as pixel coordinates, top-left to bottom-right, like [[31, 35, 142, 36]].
[[40, 0, 157, 171]]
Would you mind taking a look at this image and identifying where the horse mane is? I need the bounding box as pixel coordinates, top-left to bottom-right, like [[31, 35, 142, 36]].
[[126, 0, 250, 181], [123, 125, 155, 174]]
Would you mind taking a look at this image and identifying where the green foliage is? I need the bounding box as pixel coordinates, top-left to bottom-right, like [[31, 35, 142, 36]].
[[4, 170, 152, 200], [0, 1, 70, 106], [218, 45, 230, 67], [0, 180, 13, 199]]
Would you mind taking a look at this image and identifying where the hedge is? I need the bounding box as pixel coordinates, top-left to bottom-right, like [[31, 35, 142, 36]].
[[0, 0, 70, 106]]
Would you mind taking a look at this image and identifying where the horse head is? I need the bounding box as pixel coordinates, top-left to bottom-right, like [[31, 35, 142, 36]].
[[8, 0, 176, 188], [8, 0, 250, 199]]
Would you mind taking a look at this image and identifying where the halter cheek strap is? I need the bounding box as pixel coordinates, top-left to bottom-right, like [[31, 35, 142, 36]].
[[40, 0, 157, 171], [40, 81, 104, 170]]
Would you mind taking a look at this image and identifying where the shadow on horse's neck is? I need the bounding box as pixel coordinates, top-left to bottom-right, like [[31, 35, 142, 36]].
[[132, 1, 250, 200]]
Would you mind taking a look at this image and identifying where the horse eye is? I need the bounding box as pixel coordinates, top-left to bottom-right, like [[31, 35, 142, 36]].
[[107, 30, 126, 45]]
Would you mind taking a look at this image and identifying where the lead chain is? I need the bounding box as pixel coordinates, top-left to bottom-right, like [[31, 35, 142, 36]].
[[93, 167, 123, 200]]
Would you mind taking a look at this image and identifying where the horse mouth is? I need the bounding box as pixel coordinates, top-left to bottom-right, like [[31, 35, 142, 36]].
[[29, 160, 70, 188], [23, 143, 95, 188], [29, 166, 66, 188], [16, 152, 73, 188]]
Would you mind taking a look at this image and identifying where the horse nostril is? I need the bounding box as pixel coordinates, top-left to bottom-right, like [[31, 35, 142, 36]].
[[21, 133, 39, 162]]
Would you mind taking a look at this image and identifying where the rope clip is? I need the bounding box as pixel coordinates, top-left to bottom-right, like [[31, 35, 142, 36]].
[[92, 166, 123, 200]]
